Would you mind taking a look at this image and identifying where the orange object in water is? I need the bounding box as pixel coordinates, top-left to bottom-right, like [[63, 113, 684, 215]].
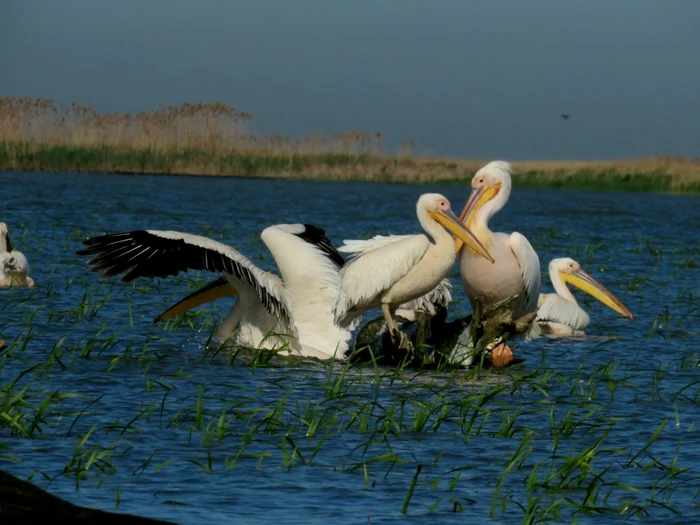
[[489, 342, 514, 368]]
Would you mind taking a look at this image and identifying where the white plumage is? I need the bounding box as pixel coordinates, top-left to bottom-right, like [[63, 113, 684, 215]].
[[457, 161, 541, 338], [335, 234, 431, 317], [537, 293, 590, 335], [395, 278, 452, 321], [77, 224, 353, 360], [509, 232, 541, 317], [0, 222, 34, 288]]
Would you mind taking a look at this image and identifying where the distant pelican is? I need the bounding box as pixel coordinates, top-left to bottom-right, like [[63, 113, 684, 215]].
[[77, 224, 353, 360], [537, 257, 634, 336], [0, 222, 34, 288], [456, 161, 541, 337], [334, 193, 493, 349]]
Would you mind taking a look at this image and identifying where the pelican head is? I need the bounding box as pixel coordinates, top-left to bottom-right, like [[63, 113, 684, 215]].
[[459, 161, 513, 227], [552, 258, 634, 319], [418, 193, 494, 263], [454, 161, 513, 252]]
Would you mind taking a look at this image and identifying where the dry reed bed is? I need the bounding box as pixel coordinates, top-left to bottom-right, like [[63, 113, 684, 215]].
[[1, 97, 698, 193]]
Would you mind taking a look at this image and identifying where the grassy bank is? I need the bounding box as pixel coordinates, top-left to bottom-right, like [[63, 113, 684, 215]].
[[2, 97, 699, 193]]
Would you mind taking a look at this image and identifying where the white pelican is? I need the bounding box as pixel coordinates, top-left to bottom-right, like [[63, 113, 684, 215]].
[[456, 161, 540, 336], [334, 193, 493, 349], [0, 222, 34, 288], [77, 224, 353, 360], [537, 257, 634, 336]]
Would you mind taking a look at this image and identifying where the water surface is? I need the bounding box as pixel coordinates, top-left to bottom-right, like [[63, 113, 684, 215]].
[[1, 171, 699, 523]]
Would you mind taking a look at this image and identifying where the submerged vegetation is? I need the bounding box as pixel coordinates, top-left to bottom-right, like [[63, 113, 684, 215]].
[[1, 96, 699, 194]]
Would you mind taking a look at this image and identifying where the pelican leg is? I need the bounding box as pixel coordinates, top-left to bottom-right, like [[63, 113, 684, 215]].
[[381, 303, 398, 334], [382, 303, 413, 352]]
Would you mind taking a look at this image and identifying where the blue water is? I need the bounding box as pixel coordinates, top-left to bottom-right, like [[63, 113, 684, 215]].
[[1, 171, 699, 523]]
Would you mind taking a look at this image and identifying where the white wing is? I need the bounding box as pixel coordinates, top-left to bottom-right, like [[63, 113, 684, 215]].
[[261, 224, 353, 358], [77, 229, 294, 329], [396, 278, 453, 320], [537, 293, 590, 331], [334, 234, 430, 324], [337, 234, 417, 256], [509, 232, 541, 316]]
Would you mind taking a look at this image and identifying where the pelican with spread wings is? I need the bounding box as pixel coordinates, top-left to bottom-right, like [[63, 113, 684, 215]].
[[77, 224, 353, 360]]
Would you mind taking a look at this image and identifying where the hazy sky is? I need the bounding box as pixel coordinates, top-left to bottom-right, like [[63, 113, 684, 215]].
[[2, 1, 698, 159]]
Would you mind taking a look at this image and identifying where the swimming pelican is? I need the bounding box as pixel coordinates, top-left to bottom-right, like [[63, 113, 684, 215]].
[[334, 193, 493, 349], [77, 224, 353, 360], [0, 222, 34, 288], [537, 257, 634, 336], [456, 161, 540, 336]]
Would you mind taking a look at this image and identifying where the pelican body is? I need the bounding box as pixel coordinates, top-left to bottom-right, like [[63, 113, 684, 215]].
[[0, 222, 34, 288], [395, 277, 452, 322], [77, 224, 352, 360], [457, 161, 540, 331], [334, 193, 493, 347], [537, 258, 634, 336]]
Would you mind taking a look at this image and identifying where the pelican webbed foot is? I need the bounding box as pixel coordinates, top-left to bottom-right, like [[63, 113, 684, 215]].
[[389, 328, 414, 354]]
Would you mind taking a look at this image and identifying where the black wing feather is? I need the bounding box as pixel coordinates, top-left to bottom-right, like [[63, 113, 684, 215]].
[[76, 230, 292, 326], [295, 224, 345, 268]]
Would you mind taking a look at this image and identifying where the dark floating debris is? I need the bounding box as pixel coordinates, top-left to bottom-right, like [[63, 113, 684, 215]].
[[0, 469, 175, 524], [348, 295, 533, 370]]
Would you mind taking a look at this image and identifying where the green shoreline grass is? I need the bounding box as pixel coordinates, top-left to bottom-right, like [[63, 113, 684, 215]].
[[2, 96, 699, 194], [2, 141, 700, 194]]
